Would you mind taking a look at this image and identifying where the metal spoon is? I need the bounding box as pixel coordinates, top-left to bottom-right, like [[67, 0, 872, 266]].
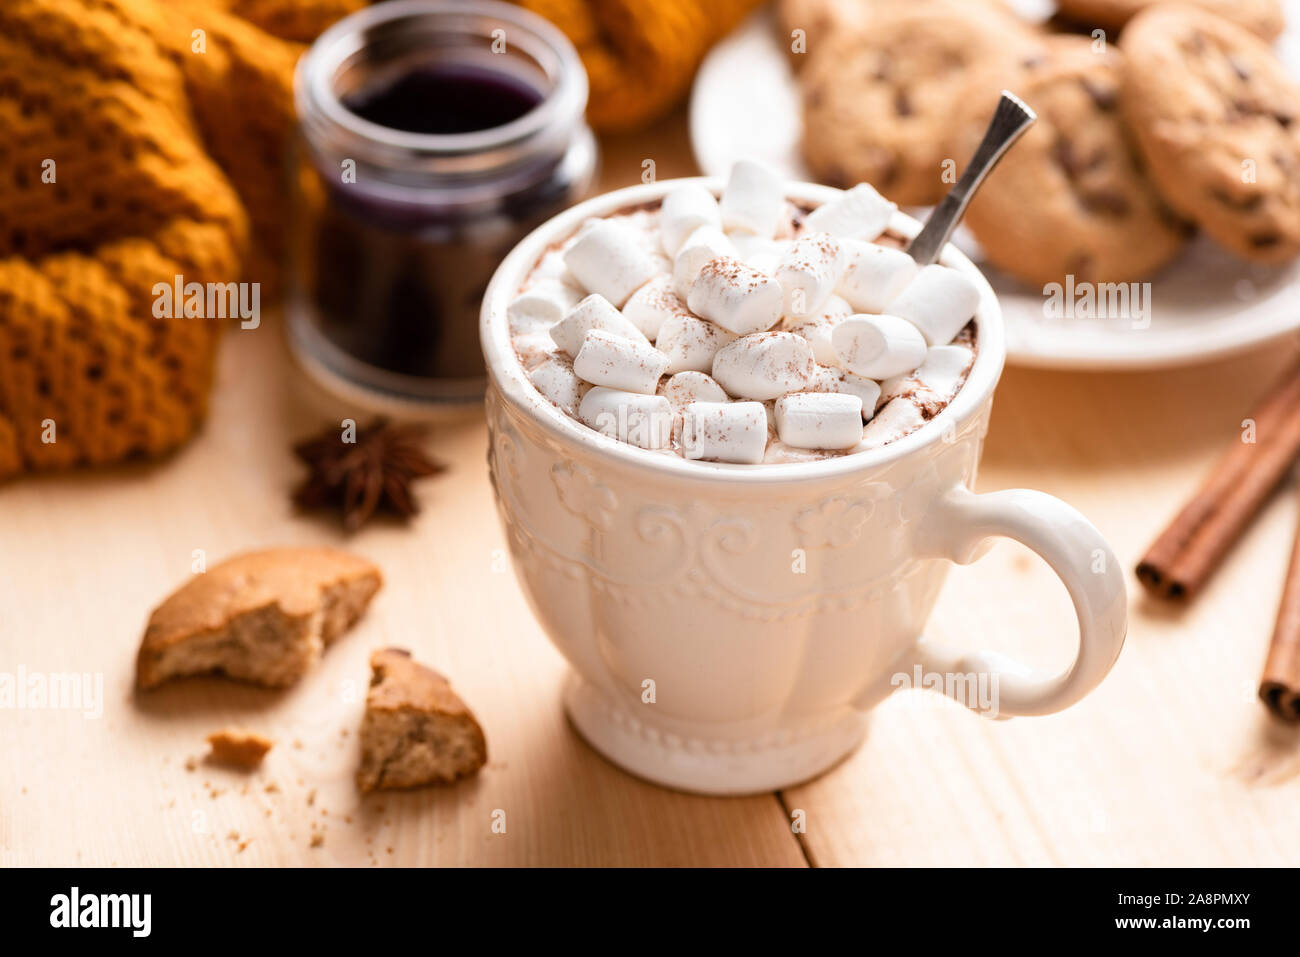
[[905, 90, 1036, 266]]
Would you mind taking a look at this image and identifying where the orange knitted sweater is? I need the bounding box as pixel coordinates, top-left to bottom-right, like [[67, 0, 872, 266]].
[[0, 0, 760, 480]]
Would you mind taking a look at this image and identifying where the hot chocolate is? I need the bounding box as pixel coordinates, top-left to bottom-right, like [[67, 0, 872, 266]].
[[506, 161, 977, 463]]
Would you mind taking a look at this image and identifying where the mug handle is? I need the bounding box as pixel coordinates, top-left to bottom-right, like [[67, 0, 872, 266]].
[[903, 484, 1127, 717]]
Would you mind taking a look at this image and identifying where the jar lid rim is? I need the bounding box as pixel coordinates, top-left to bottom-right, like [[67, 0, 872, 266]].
[[296, 0, 588, 160]]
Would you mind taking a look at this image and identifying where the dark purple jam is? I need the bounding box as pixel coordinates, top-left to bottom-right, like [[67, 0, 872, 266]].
[[295, 60, 588, 392], [341, 63, 543, 134], [291, 2, 594, 406], [309, 173, 570, 381]]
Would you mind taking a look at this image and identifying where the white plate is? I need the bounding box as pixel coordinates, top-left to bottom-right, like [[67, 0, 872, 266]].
[[690, 6, 1300, 369]]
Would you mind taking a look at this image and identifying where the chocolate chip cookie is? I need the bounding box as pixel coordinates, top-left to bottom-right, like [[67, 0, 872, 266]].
[[1056, 0, 1284, 41], [1120, 5, 1300, 262], [799, 2, 1044, 205], [778, 0, 869, 68], [778, 0, 1012, 67], [955, 37, 1189, 286]]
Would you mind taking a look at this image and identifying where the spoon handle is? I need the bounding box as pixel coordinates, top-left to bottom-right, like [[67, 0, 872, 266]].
[[906, 90, 1036, 266]]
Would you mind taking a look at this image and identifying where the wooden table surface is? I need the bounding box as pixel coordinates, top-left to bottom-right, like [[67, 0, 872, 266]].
[[4, 111, 1300, 867]]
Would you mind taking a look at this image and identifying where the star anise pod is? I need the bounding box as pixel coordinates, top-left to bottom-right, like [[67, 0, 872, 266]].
[[292, 418, 445, 531]]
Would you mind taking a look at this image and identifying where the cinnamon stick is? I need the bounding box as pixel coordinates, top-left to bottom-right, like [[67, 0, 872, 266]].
[[1261, 482, 1300, 721], [1136, 360, 1300, 600]]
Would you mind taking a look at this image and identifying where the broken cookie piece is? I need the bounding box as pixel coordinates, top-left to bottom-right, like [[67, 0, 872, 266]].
[[357, 649, 487, 792], [206, 728, 274, 769], [136, 547, 382, 690]]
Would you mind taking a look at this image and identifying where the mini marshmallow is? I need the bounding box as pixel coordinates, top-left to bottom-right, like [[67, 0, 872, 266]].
[[719, 159, 785, 237], [886, 264, 981, 346], [774, 392, 864, 450], [655, 315, 737, 374], [514, 331, 559, 371], [579, 387, 673, 450], [879, 344, 974, 409], [672, 225, 738, 299], [528, 354, 585, 416], [507, 279, 583, 335], [563, 219, 661, 307], [622, 274, 688, 341], [550, 294, 648, 358], [711, 332, 815, 400], [831, 313, 927, 379], [809, 365, 882, 416], [858, 397, 925, 449], [782, 294, 852, 365], [687, 257, 783, 335], [804, 183, 895, 240], [776, 232, 845, 319], [524, 247, 571, 285], [731, 234, 787, 275], [836, 239, 919, 314], [662, 371, 728, 409], [681, 401, 768, 464], [573, 328, 668, 395], [660, 183, 722, 257]]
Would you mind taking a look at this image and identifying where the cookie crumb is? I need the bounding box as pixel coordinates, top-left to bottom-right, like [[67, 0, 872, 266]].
[[206, 728, 273, 769]]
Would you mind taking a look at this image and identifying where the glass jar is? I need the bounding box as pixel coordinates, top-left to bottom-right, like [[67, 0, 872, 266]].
[[289, 0, 597, 410]]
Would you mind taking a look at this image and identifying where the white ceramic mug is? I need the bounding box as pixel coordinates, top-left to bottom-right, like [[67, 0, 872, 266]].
[[481, 178, 1127, 795]]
